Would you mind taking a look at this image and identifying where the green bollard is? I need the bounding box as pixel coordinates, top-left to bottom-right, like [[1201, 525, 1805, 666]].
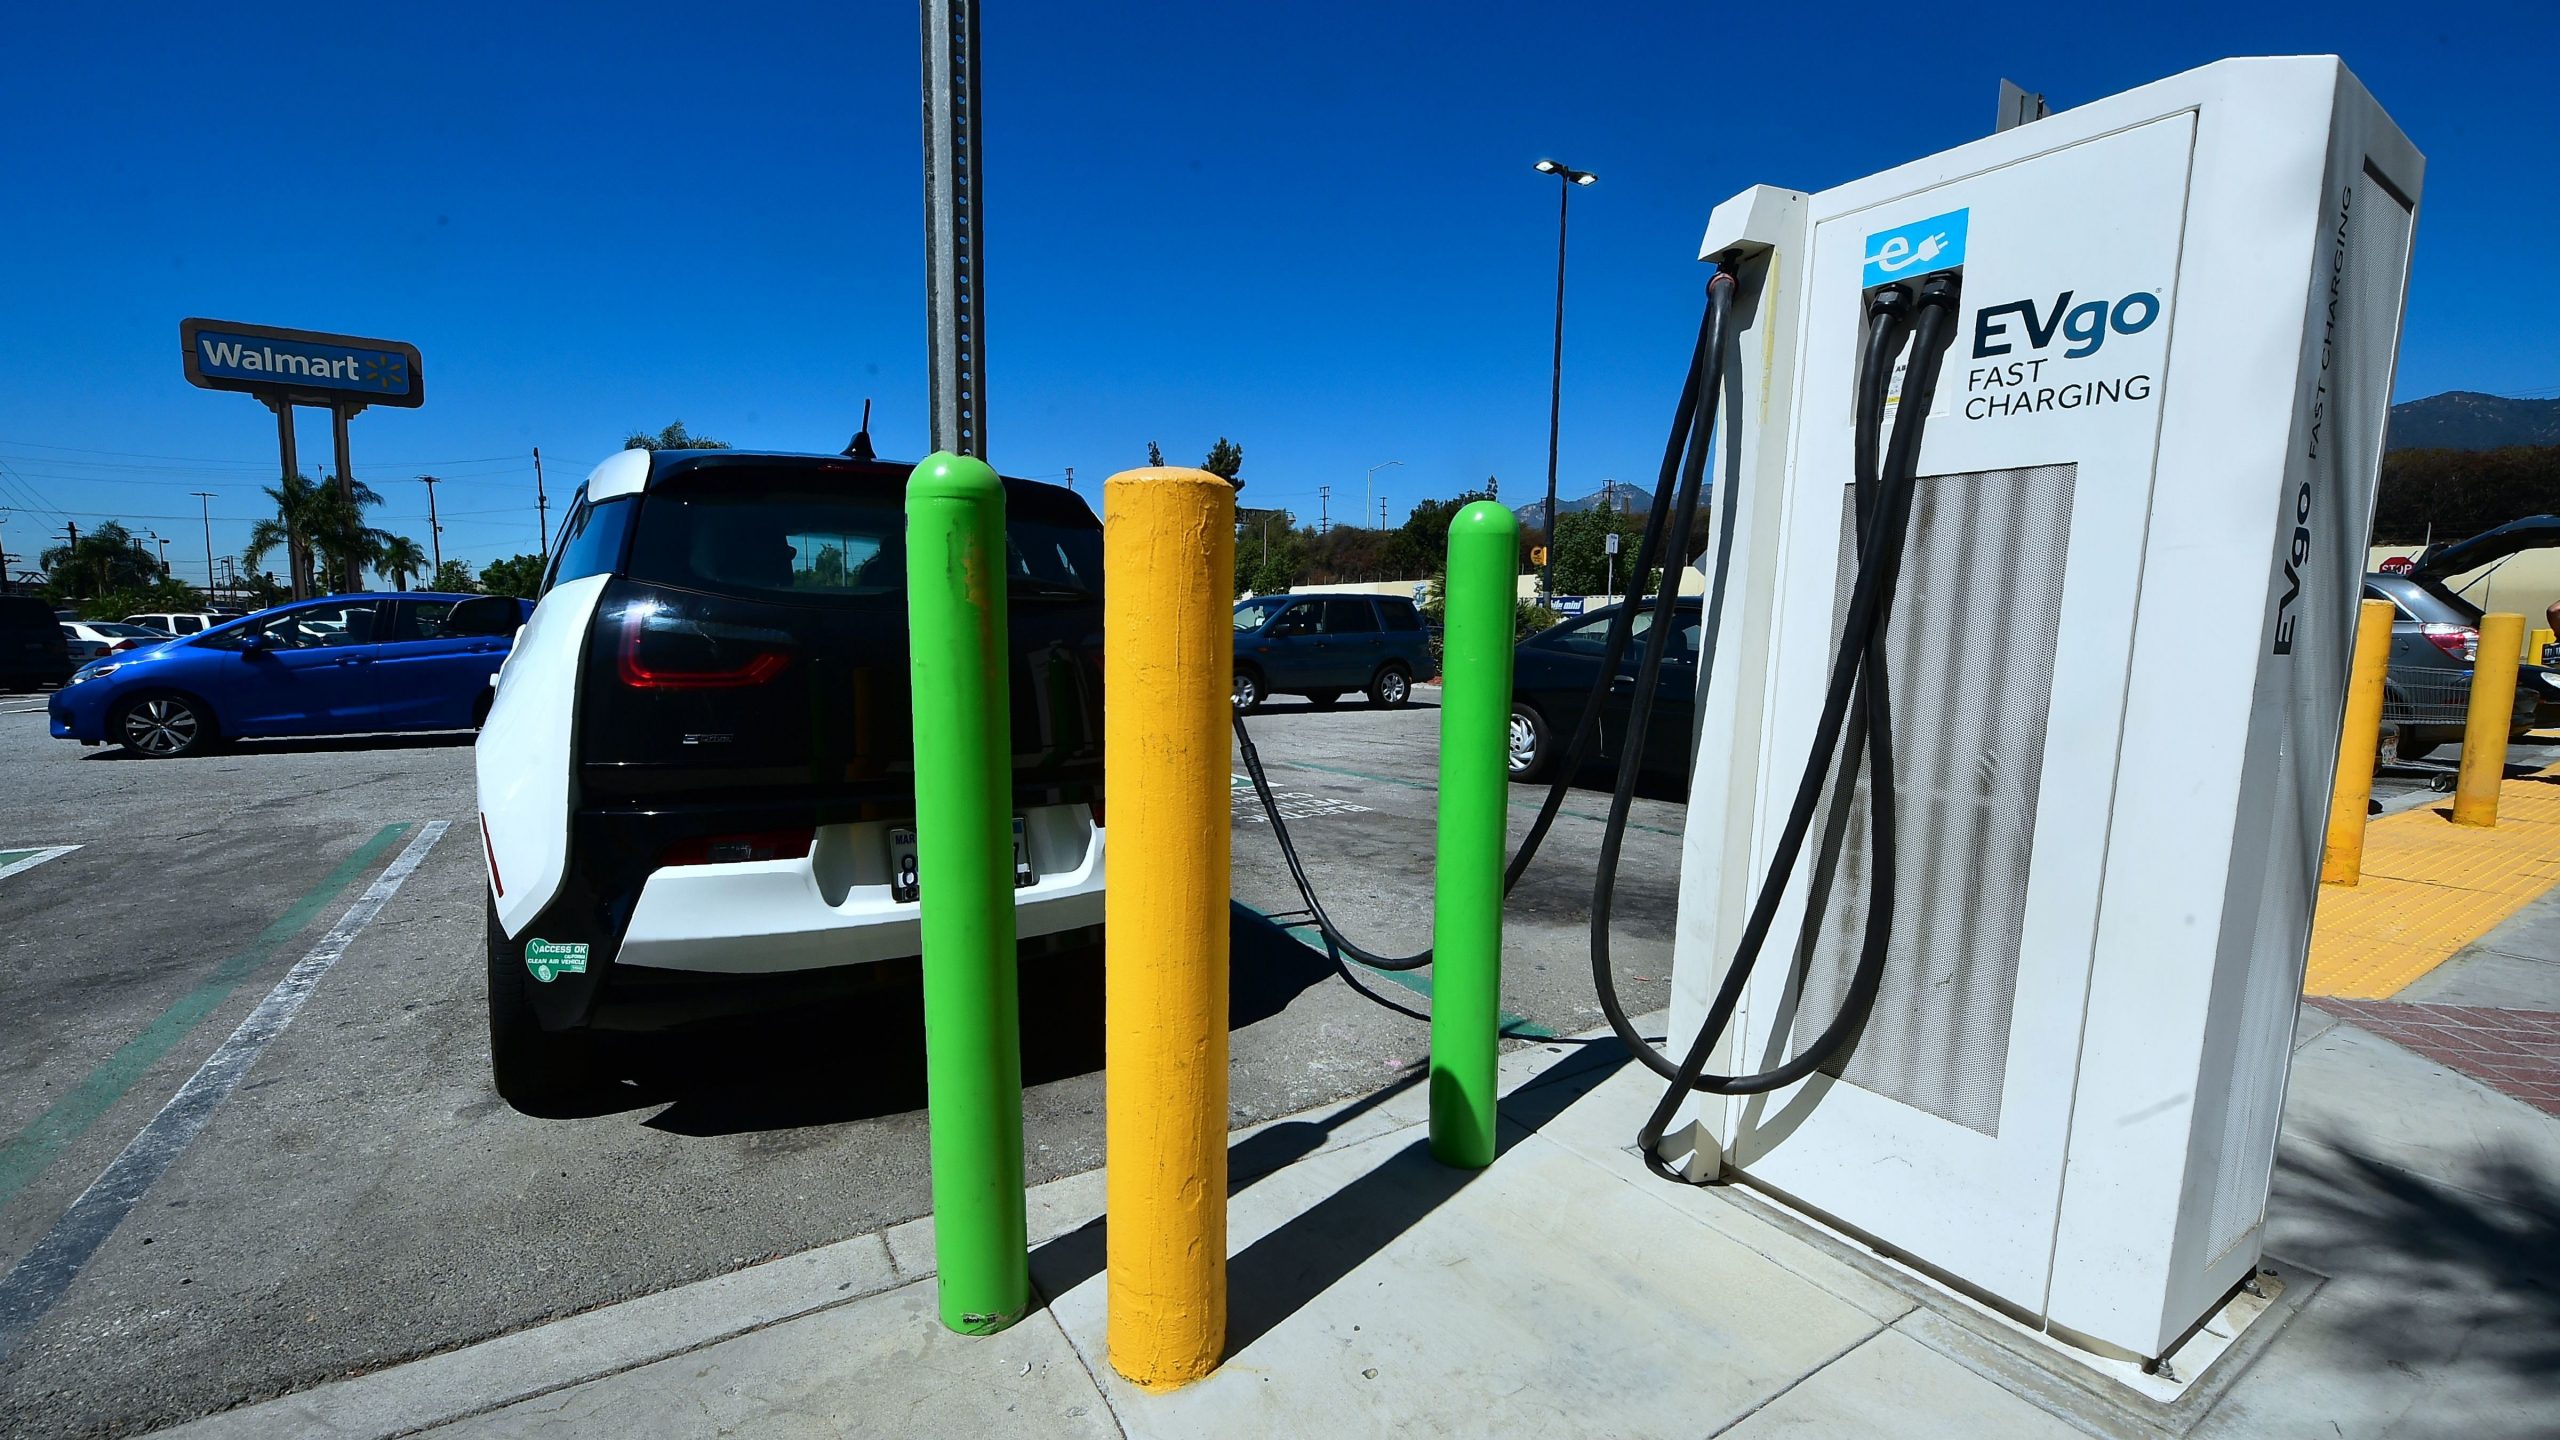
[[1430, 500, 1518, 1168], [905, 451, 1029, 1333]]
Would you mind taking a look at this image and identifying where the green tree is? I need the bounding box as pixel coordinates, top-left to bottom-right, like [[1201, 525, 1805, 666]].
[[623, 421, 731, 451], [479, 554, 546, 599], [1146, 441, 1165, 467], [430, 559, 481, 593], [38, 520, 165, 601], [243, 471, 392, 598], [1202, 438, 1243, 482], [1235, 507, 1301, 596], [375, 535, 428, 591], [2372, 444, 2560, 545], [1549, 503, 1649, 597]]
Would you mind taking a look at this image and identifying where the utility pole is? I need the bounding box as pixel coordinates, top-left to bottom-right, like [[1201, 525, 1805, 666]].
[[533, 448, 550, 553], [1318, 485, 1330, 536], [154, 535, 170, 574], [1064, 465, 1075, 493], [192, 492, 217, 595], [0, 509, 11, 595], [417, 475, 444, 575], [1379, 497, 1389, 530], [922, 0, 987, 458]]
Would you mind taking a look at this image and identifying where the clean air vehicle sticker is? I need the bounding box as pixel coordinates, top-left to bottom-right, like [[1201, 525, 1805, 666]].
[[525, 938, 590, 983], [1863, 208, 1968, 287]]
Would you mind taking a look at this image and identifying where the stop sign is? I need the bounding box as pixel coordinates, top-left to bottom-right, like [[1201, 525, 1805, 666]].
[[2379, 555, 2414, 574]]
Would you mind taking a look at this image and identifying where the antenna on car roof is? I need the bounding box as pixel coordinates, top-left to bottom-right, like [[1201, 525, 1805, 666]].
[[843, 399, 877, 462]]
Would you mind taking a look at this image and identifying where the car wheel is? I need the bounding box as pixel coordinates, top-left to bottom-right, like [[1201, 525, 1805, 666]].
[[2390, 730, 2437, 764], [1306, 690, 1341, 710], [1509, 703, 1553, 782], [486, 895, 606, 1117], [1232, 668, 1264, 713], [112, 693, 213, 758], [1367, 664, 1412, 708]]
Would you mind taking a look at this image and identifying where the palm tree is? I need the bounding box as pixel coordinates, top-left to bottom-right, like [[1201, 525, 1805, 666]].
[[375, 535, 428, 591], [242, 472, 396, 598]]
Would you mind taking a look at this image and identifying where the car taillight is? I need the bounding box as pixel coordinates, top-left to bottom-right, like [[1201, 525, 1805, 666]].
[[617, 609, 794, 689], [2420, 624, 2478, 662], [109, 639, 146, 653], [658, 829, 815, 867], [1088, 797, 1105, 829]]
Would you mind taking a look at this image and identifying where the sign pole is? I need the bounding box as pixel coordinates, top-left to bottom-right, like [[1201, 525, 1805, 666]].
[[331, 404, 358, 593]]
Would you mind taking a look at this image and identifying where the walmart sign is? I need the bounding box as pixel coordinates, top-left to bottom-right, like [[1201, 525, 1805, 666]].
[[180, 318, 425, 408]]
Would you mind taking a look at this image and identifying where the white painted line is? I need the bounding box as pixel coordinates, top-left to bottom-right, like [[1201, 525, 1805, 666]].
[[0, 820, 449, 1364], [0, 845, 80, 881]]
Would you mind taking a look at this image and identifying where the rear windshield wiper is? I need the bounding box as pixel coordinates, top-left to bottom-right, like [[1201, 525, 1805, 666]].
[[1007, 578, 1094, 599]]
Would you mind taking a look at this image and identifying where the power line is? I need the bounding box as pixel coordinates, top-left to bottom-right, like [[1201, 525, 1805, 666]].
[[0, 439, 522, 467]]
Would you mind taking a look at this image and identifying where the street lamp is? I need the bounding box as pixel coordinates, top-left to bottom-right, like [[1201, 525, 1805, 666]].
[[1365, 459, 1402, 531], [1533, 158, 1595, 605]]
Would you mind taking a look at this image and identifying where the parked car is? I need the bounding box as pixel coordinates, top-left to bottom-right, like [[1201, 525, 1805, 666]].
[[474, 448, 1106, 1112], [1508, 599, 1701, 784], [2364, 569, 2549, 761], [124, 610, 234, 637], [64, 620, 173, 657], [2, 595, 74, 689], [61, 624, 110, 667], [47, 592, 528, 758], [1231, 593, 1435, 711]]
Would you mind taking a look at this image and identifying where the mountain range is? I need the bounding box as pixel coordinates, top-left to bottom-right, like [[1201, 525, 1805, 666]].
[[1512, 480, 1654, 531], [2386, 391, 2560, 451]]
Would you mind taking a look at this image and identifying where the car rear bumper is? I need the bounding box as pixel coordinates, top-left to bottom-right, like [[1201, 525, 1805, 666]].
[[613, 805, 1105, 975]]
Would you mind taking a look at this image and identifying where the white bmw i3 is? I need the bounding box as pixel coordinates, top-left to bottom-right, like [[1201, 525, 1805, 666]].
[[476, 447, 1107, 1113]]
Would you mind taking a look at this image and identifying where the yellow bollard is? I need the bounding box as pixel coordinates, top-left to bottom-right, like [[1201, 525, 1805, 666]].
[[2451, 612, 2527, 827], [1103, 466, 1233, 1390], [2322, 598, 2397, 885]]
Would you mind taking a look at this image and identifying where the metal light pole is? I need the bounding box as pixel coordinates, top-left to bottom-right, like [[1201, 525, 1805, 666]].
[[1533, 158, 1595, 606], [923, 0, 987, 459], [1365, 459, 1401, 531]]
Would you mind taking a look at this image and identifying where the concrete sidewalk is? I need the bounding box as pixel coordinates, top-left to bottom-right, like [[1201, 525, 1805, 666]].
[[152, 889, 2560, 1440]]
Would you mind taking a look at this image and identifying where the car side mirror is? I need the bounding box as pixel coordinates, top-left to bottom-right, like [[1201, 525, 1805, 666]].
[[239, 632, 273, 651], [447, 596, 522, 638]]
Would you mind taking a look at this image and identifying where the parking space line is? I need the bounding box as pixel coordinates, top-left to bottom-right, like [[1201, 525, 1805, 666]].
[[0, 846, 80, 881], [0, 820, 448, 1364], [0, 824, 410, 1215]]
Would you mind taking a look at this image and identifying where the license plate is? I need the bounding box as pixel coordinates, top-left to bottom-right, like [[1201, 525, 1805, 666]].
[[887, 818, 1036, 904]]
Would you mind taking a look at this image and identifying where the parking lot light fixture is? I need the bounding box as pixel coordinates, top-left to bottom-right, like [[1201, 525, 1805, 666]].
[[1533, 158, 1594, 603], [1365, 459, 1401, 532]]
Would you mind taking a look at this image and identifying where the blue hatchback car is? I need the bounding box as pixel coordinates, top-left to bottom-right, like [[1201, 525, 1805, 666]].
[[49, 592, 530, 757]]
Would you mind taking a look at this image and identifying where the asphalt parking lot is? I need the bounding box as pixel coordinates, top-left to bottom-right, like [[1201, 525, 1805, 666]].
[[0, 684, 1684, 1438]]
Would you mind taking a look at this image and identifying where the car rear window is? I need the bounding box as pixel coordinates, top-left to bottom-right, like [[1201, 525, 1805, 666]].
[[625, 467, 1100, 604], [1379, 600, 1424, 632]]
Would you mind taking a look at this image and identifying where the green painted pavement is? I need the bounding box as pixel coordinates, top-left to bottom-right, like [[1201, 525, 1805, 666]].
[[0, 823, 411, 1214], [1233, 902, 1555, 1041]]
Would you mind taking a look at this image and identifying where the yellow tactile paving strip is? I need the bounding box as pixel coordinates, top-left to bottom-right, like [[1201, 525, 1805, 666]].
[[2303, 768, 2560, 999]]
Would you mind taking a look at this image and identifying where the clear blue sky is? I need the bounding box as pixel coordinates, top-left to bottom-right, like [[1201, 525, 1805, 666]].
[[1, 2, 2551, 581]]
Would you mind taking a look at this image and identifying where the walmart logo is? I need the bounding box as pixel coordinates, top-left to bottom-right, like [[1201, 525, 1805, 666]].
[[1863, 208, 1968, 288]]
